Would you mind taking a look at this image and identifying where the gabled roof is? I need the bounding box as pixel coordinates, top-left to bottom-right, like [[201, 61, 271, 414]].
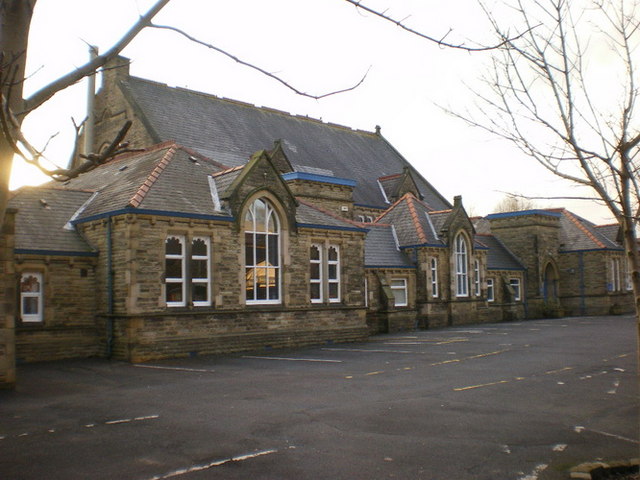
[[55, 143, 231, 222], [9, 187, 96, 254], [118, 75, 451, 210], [476, 234, 525, 271], [375, 193, 443, 247], [365, 225, 414, 268], [551, 209, 622, 251]]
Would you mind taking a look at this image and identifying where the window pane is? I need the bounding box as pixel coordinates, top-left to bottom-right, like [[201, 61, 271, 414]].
[[328, 247, 338, 262], [256, 234, 266, 265], [165, 258, 183, 279], [256, 268, 267, 299], [191, 259, 208, 279], [245, 233, 254, 266], [246, 267, 255, 300], [192, 238, 207, 256], [166, 283, 183, 303], [394, 289, 407, 306], [192, 283, 208, 302], [328, 264, 337, 280], [269, 269, 279, 300], [310, 283, 321, 300], [390, 279, 404, 288], [166, 237, 182, 255], [254, 199, 267, 232], [21, 275, 40, 293], [244, 209, 254, 232], [310, 245, 320, 261], [329, 282, 338, 299], [267, 234, 278, 266], [310, 263, 320, 280], [267, 210, 277, 233], [23, 297, 39, 315]]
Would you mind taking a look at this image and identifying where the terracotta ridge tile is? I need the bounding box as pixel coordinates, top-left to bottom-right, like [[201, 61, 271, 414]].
[[563, 209, 606, 248], [211, 165, 244, 178], [406, 195, 428, 243], [428, 209, 452, 215], [378, 173, 402, 181], [128, 145, 177, 208]]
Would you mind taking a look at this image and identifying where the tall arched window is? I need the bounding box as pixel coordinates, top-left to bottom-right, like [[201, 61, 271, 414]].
[[245, 198, 281, 304], [454, 233, 469, 297]]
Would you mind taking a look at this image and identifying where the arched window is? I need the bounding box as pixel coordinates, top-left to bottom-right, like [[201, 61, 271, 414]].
[[454, 233, 469, 297], [245, 198, 281, 304]]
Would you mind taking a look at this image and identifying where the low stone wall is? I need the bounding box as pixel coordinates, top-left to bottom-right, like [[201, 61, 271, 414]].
[[16, 327, 102, 363], [108, 307, 369, 362]]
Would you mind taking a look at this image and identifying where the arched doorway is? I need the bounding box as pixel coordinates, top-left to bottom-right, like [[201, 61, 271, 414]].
[[543, 262, 559, 304]]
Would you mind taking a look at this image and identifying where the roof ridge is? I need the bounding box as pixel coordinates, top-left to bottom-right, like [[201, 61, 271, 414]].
[[405, 194, 428, 243], [211, 165, 244, 178], [128, 145, 177, 208], [429, 209, 453, 215], [378, 173, 402, 181], [374, 192, 414, 223], [563, 209, 606, 249]]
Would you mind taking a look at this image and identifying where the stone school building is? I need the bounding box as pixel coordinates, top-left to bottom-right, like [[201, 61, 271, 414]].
[[2, 56, 634, 382]]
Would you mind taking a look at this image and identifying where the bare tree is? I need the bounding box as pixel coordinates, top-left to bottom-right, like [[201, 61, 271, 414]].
[[460, 0, 640, 350], [493, 194, 538, 213]]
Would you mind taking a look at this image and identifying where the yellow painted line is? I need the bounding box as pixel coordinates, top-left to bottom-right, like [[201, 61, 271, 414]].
[[454, 380, 509, 391], [544, 367, 574, 375], [365, 371, 384, 376], [345, 375, 353, 379], [435, 339, 469, 345], [468, 349, 509, 359], [430, 359, 460, 366]]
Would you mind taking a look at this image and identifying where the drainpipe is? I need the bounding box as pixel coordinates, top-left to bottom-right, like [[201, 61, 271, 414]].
[[106, 216, 114, 358], [579, 252, 586, 315]]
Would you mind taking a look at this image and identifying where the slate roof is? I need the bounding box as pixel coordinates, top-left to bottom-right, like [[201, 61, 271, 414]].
[[552, 209, 622, 252], [295, 200, 366, 232], [9, 187, 95, 254], [475, 234, 525, 271], [119, 76, 451, 210], [365, 225, 414, 268], [375, 193, 443, 247], [594, 224, 621, 245], [56, 143, 231, 221]]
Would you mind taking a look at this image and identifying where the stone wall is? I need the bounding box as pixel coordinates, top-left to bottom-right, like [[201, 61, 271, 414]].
[[0, 210, 15, 387], [15, 255, 101, 363]]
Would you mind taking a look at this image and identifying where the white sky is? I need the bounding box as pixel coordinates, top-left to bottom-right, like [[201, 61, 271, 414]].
[[15, 0, 615, 223]]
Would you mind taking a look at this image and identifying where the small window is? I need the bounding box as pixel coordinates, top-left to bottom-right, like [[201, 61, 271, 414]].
[[430, 258, 438, 298], [20, 272, 43, 323], [509, 278, 521, 301], [165, 236, 186, 307], [191, 237, 211, 306], [327, 246, 340, 302], [487, 278, 495, 302], [455, 233, 469, 297], [390, 278, 408, 307], [365, 216, 374, 223], [310, 244, 323, 303], [610, 258, 621, 292], [357, 215, 365, 222]]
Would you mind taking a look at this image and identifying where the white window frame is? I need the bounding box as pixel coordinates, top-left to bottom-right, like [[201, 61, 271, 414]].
[[455, 233, 469, 297], [487, 278, 495, 302], [474, 260, 481, 297], [166, 235, 186, 307], [327, 245, 341, 303], [191, 236, 211, 307], [20, 272, 43, 323], [611, 257, 621, 292], [430, 257, 439, 298], [310, 244, 323, 303], [245, 198, 281, 305], [390, 278, 408, 307], [509, 278, 521, 301]]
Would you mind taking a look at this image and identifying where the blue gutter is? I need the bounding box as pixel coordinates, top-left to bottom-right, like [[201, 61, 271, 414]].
[[297, 223, 367, 233], [282, 172, 357, 187], [15, 248, 98, 257], [72, 208, 234, 225], [486, 210, 562, 219]]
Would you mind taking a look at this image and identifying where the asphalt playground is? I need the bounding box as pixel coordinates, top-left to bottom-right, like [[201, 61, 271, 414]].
[[0, 315, 638, 479]]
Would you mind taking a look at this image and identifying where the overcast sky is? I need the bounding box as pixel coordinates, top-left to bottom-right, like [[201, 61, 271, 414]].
[[15, 0, 614, 223]]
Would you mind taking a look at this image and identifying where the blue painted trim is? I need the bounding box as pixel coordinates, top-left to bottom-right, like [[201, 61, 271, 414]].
[[282, 172, 357, 187], [73, 208, 235, 225], [366, 265, 416, 270], [15, 248, 98, 257], [298, 223, 367, 233], [560, 247, 624, 253], [486, 210, 562, 219], [399, 243, 446, 249], [354, 203, 386, 210]]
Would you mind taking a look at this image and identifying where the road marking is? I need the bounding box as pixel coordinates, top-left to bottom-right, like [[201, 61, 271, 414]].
[[608, 379, 620, 394], [147, 449, 278, 479], [133, 365, 216, 373], [574, 426, 639, 444], [432, 348, 509, 366], [323, 347, 412, 354], [454, 380, 509, 391], [365, 370, 384, 376], [242, 356, 342, 363], [518, 464, 548, 480], [552, 444, 567, 452], [545, 367, 574, 375]]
